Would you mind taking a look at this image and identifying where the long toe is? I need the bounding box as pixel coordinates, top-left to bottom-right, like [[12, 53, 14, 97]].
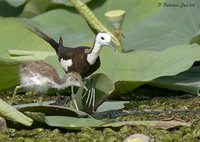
[[86, 89, 91, 105], [85, 86, 96, 112], [92, 87, 96, 112]]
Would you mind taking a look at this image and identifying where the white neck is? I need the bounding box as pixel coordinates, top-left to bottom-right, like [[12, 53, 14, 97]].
[[87, 42, 102, 65]]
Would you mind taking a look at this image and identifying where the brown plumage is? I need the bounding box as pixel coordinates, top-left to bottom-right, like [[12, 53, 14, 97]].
[[11, 61, 83, 108], [21, 61, 62, 85]]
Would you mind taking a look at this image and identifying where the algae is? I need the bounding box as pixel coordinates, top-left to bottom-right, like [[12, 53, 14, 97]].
[[1, 86, 200, 141]]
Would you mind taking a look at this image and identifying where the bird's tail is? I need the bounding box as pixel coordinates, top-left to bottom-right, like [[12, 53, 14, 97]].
[[27, 26, 59, 53]]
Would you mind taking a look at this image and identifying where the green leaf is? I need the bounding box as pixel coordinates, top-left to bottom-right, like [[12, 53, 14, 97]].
[[30, 0, 162, 50], [25, 112, 105, 129], [0, 1, 23, 17], [18, 105, 90, 117], [124, 0, 200, 51], [23, 112, 45, 123], [96, 101, 129, 112], [5, 0, 27, 7], [0, 18, 58, 90], [46, 116, 105, 129], [19, 0, 51, 18], [103, 120, 192, 130], [99, 44, 200, 81], [79, 0, 199, 51], [97, 44, 200, 93], [149, 66, 200, 95], [29, 0, 200, 51], [8, 50, 56, 61], [92, 73, 115, 94], [91, 73, 115, 110], [0, 57, 20, 90], [90, 0, 163, 51], [0, 99, 33, 126], [31, 9, 94, 47], [0, 18, 54, 58], [79, 73, 115, 113], [19, 105, 106, 129]]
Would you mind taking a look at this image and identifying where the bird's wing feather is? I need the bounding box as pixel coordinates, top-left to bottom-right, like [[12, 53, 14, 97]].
[[22, 61, 60, 82]]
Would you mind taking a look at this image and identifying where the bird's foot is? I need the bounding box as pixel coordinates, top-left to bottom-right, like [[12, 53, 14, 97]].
[[82, 78, 96, 112], [53, 94, 71, 106]]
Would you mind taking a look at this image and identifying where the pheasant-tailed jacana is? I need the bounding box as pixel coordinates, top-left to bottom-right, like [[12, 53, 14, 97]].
[[28, 27, 114, 111], [28, 27, 113, 77], [11, 61, 84, 110]]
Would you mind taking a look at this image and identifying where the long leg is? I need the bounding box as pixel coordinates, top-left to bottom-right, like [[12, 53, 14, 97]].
[[71, 85, 79, 110], [11, 85, 22, 105], [38, 93, 44, 105]]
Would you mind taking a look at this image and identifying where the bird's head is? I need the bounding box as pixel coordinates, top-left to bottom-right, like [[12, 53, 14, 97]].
[[65, 72, 83, 87], [95, 32, 112, 46]]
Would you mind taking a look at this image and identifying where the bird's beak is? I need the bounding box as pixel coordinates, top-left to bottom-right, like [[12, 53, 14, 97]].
[[108, 41, 116, 52]]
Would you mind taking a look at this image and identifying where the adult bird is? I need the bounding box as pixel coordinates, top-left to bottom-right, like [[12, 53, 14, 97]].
[[28, 27, 114, 111], [11, 61, 84, 110]]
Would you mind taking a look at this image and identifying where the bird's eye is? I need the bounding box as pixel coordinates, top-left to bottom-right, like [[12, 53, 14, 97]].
[[101, 37, 105, 40], [75, 78, 78, 81]]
